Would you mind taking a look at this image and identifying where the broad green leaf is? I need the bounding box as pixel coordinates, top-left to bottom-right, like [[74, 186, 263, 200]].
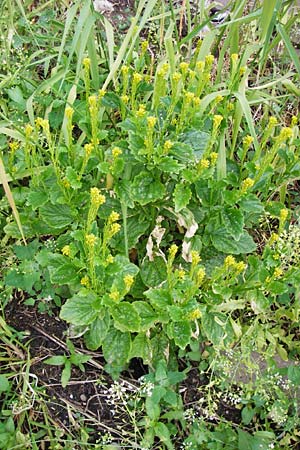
[[84, 315, 110, 350], [102, 328, 131, 366], [154, 422, 174, 450], [49, 263, 79, 284], [44, 355, 66, 366], [173, 183, 192, 212], [130, 333, 152, 364], [140, 256, 167, 287], [0, 375, 10, 393], [13, 240, 40, 261], [27, 189, 49, 209], [61, 361, 71, 388], [202, 311, 235, 346], [60, 289, 99, 326], [131, 172, 165, 205], [145, 288, 172, 311], [111, 302, 141, 332], [239, 194, 264, 214], [65, 167, 82, 189], [221, 207, 244, 240], [179, 129, 210, 159], [146, 397, 161, 421], [211, 228, 256, 254], [133, 301, 157, 331], [39, 203, 75, 229], [288, 366, 300, 385], [171, 321, 192, 350], [158, 157, 184, 174]]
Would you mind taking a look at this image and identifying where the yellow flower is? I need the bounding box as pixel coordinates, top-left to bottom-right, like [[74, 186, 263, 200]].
[[268, 116, 278, 127], [196, 61, 205, 72], [176, 269, 185, 279], [243, 135, 254, 148], [112, 147, 122, 158], [199, 159, 210, 169], [215, 95, 223, 104], [109, 223, 121, 236], [25, 124, 33, 138], [62, 245, 71, 257], [133, 72, 143, 84], [106, 254, 114, 265], [291, 116, 298, 126], [85, 233, 97, 247], [147, 116, 157, 129], [83, 57, 91, 69], [189, 69, 196, 79], [80, 275, 90, 287], [169, 244, 178, 259], [231, 53, 238, 63], [241, 177, 254, 193], [196, 267, 206, 285], [163, 140, 173, 153], [226, 101, 234, 112], [187, 308, 201, 320], [191, 250, 201, 265], [210, 152, 218, 165], [108, 211, 120, 223], [84, 143, 93, 157], [124, 274, 134, 289], [136, 104, 146, 118], [121, 65, 129, 75], [62, 179, 71, 189], [141, 40, 149, 53], [239, 66, 247, 76], [269, 233, 279, 245], [280, 208, 288, 222], [205, 54, 214, 66], [274, 267, 283, 279], [193, 97, 201, 107], [9, 142, 18, 152], [224, 255, 236, 268], [180, 61, 189, 73], [109, 290, 120, 302], [88, 95, 97, 108], [98, 88, 106, 99], [184, 91, 195, 103], [121, 94, 129, 104], [172, 72, 182, 83], [235, 261, 246, 273], [278, 127, 293, 142], [65, 106, 74, 119], [213, 115, 223, 129], [90, 187, 106, 207]]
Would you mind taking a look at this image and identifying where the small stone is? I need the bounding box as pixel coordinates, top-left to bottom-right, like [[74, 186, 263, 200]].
[[80, 394, 87, 402]]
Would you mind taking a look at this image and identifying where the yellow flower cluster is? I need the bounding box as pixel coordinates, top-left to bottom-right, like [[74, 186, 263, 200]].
[[90, 187, 106, 207], [224, 255, 246, 274], [109, 290, 120, 302], [106, 254, 114, 265], [187, 308, 201, 320], [65, 106, 74, 119], [172, 72, 182, 83], [137, 104, 146, 117], [191, 250, 201, 266], [83, 57, 90, 70], [199, 158, 210, 169], [141, 40, 149, 53], [147, 116, 157, 128], [278, 127, 293, 142], [210, 152, 218, 165], [274, 267, 283, 279], [243, 135, 254, 148], [86, 233, 97, 247], [121, 94, 129, 104], [124, 274, 134, 290], [280, 208, 288, 222], [196, 267, 206, 285], [213, 115, 223, 129], [112, 147, 122, 158], [25, 124, 33, 138], [80, 275, 90, 287], [163, 140, 173, 153], [241, 177, 254, 193], [169, 244, 178, 259], [133, 72, 143, 84], [84, 143, 93, 157], [179, 61, 189, 73], [268, 116, 278, 127], [62, 245, 71, 257], [108, 211, 120, 223], [109, 223, 121, 237]]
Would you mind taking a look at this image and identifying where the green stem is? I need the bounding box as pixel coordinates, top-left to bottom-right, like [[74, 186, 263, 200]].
[[121, 202, 129, 258]]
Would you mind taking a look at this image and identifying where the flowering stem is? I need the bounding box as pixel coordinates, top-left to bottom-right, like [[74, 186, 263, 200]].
[[121, 202, 129, 258]]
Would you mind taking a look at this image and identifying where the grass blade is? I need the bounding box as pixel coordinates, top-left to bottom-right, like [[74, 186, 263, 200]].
[[0, 156, 26, 245]]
